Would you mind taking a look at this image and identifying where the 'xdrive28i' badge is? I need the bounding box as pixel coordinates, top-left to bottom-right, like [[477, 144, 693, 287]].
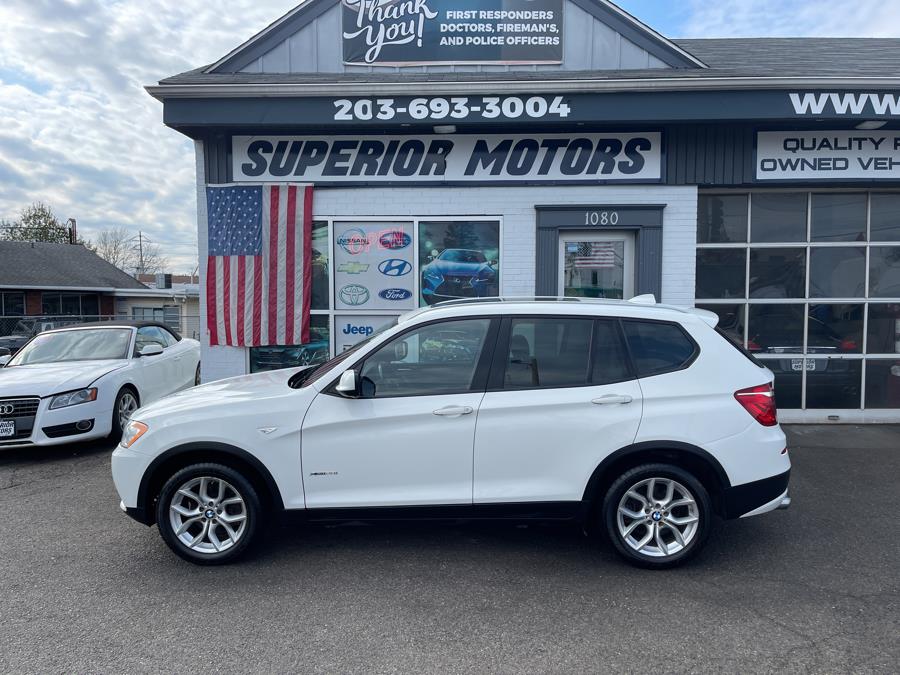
[[339, 284, 370, 306]]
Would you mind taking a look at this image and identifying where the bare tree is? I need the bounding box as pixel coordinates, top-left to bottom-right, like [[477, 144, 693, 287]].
[[92, 227, 169, 276]]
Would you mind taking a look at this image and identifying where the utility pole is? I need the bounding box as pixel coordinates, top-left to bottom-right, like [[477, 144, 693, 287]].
[[137, 231, 145, 276]]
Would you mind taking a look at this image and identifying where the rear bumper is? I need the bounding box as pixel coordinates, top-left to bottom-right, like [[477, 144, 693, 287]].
[[722, 469, 791, 519]]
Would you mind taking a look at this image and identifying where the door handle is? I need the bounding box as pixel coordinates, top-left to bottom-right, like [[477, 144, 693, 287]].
[[433, 406, 474, 416], [591, 394, 633, 405]]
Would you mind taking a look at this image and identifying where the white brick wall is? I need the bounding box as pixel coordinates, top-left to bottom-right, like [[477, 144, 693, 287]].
[[199, 177, 699, 381]]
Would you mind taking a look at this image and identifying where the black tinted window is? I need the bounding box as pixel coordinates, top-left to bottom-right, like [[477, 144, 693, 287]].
[[360, 318, 490, 397], [623, 320, 696, 377], [503, 317, 593, 389], [592, 320, 632, 384]]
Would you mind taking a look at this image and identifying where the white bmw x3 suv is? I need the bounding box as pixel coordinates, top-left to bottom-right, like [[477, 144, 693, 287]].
[[112, 297, 791, 568]]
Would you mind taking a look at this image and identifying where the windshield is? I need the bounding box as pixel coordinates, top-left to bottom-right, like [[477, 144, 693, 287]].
[[289, 318, 398, 388], [439, 249, 486, 264], [8, 328, 133, 366]]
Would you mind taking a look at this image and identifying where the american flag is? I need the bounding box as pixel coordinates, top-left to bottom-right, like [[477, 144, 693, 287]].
[[572, 242, 618, 268], [206, 184, 313, 347]]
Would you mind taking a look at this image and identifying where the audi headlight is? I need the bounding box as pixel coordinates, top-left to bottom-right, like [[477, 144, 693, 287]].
[[49, 387, 98, 410], [120, 420, 149, 449]]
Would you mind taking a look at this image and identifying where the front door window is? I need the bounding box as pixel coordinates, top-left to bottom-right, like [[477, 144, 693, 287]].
[[559, 234, 634, 299]]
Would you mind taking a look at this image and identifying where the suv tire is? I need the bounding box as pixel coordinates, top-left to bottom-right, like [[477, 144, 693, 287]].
[[602, 463, 711, 569], [156, 463, 262, 565]]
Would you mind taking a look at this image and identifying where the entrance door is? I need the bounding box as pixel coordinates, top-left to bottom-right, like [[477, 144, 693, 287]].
[[558, 232, 634, 299]]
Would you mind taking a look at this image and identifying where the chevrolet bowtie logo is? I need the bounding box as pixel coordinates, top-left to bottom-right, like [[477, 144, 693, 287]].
[[338, 262, 370, 274]]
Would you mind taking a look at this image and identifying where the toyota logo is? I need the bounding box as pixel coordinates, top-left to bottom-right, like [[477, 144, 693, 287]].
[[0, 404, 14, 415], [378, 259, 412, 277], [339, 284, 370, 306]]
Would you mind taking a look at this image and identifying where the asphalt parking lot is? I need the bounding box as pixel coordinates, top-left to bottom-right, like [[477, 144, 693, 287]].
[[1, 426, 898, 673]]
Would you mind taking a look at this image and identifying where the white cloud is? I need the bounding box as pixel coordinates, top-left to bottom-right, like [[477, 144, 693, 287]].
[[683, 0, 900, 37], [0, 0, 298, 273]]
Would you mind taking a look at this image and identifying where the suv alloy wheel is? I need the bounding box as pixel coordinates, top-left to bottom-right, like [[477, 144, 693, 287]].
[[156, 463, 261, 565], [603, 463, 712, 568]]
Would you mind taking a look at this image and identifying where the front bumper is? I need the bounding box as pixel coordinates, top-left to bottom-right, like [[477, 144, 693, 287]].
[[722, 469, 791, 519], [0, 397, 113, 448]]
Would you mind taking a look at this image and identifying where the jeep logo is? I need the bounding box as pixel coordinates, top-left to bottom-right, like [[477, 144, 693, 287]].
[[342, 323, 374, 336]]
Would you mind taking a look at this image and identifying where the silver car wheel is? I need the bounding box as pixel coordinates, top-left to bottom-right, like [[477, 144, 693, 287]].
[[616, 477, 700, 558], [168, 476, 248, 554], [118, 391, 138, 430]]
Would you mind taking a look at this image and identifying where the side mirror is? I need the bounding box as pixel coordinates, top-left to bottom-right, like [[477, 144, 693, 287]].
[[0, 355, 10, 366], [139, 344, 164, 357], [393, 341, 408, 361], [335, 369, 359, 397]]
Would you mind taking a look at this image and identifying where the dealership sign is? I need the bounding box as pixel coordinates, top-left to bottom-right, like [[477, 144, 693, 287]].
[[342, 0, 562, 65], [756, 131, 900, 181], [233, 133, 662, 184]]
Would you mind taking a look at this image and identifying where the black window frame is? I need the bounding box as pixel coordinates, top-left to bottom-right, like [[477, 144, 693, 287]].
[[487, 315, 638, 392], [325, 315, 501, 399]]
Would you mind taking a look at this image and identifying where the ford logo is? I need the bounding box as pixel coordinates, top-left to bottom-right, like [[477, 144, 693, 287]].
[[336, 228, 369, 255], [378, 259, 412, 277], [378, 231, 411, 250], [0, 403, 14, 415], [338, 284, 370, 306], [379, 288, 412, 301]]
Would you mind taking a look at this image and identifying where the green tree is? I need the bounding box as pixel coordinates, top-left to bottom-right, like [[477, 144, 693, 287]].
[[0, 202, 89, 245]]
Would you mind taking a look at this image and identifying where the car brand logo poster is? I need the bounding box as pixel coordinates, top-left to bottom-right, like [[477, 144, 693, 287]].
[[342, 0, 563, 66], [419, 220, 500, 307], [335, 314, 399, 352], [334, 222, 416, 310]]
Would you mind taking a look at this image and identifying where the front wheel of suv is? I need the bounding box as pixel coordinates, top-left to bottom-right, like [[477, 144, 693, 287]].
[[602, 463, 712, 569], [156, 463, 262, 565]]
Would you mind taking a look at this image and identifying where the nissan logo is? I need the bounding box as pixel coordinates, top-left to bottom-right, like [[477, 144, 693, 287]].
[[0, 404, 14, 415]]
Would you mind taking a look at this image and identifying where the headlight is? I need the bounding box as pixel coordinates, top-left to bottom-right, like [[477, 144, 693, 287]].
[[120, 420, 149, 448], [49, 388, 98, 410], [423, 268, 443, 282]]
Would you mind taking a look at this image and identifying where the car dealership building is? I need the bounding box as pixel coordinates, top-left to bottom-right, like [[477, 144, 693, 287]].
[[150, 0, 900, 421]]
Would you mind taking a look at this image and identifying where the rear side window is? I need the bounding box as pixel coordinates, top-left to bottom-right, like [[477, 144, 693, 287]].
[[503, 317, 593, 388], [592, 320, 632, 384], [622, 320, 697, 377]]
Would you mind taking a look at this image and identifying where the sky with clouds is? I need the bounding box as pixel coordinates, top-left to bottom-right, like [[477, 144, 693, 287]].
[[1, 0, 898, 272]]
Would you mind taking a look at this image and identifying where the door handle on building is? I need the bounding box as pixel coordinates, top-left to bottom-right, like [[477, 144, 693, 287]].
[[591, 394, 633, 405], [433, 406, 474, 416]]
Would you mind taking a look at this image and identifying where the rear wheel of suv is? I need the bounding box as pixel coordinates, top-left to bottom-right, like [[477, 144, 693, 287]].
[[156, 463, 261, 565], [602, 463, 711, 569]]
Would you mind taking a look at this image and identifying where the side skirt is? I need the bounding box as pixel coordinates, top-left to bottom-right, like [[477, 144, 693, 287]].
[[291, 501, 585, 524]]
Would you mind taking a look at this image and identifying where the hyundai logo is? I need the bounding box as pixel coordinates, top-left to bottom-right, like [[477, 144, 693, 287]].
[[378, 231, 411, 250], [378, 259, 412, 277], [0, 404, 14, 415], [379, 288, 412, 301], [339, 284, 370, 306]]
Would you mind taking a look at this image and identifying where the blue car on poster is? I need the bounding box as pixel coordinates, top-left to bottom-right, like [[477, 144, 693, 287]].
[[420, 248, 498, 305]]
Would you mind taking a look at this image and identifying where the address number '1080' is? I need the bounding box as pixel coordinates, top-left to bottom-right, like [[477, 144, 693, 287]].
[[333, 96, 572, 122]]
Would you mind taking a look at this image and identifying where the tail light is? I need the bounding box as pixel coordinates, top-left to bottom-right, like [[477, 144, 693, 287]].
[[840, 338, 858, 351], [747, 338, 762, 352], [734, 383, 777, 426]]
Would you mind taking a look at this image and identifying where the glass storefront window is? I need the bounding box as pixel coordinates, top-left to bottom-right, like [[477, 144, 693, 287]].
[[748, 304, 804, 353], [697, 304, 745, 347], [249, 315, 330, 373], [809, 247, 865, 298], [695, 249, 746, 299], [419, 221, 500, 306], [697, 194, 747, 243], [807, 304, 863, 354], [749, 248, 806, 298], [750, 193, 807, 243], [758, 362, 802, 409], [870, 194, 900, 242], [310, 221, 329, 310], [867, 304, 900, 354], [865, 360, 900, 408], [869, 246, 900, 298], [805, 359, 862, 409], [810, 193, 867, 242]]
